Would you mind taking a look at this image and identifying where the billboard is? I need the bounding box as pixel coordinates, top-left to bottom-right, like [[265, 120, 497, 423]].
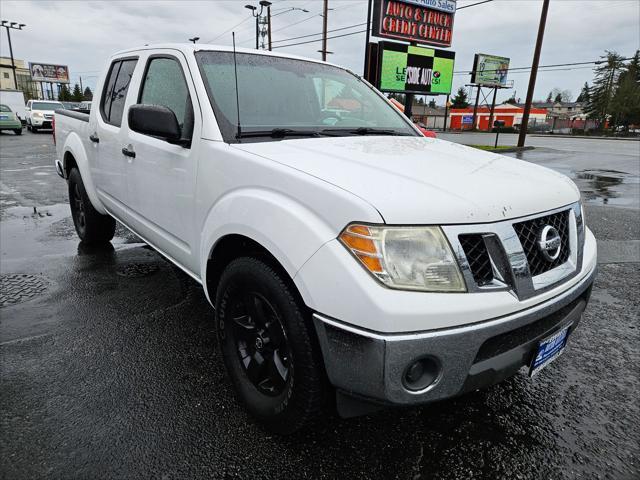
[[470, 54, 510, 86], [372, 0, 456, 47], [378, 42, 455, 95], [28, 63, 70, 84]]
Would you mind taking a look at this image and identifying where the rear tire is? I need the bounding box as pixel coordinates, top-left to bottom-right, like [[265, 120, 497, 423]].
[[215, 257, 328, 435], [68, 168, 115, 244], [13, 128, 22, 135]]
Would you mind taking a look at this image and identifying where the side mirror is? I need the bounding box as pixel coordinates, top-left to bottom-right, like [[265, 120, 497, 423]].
[[128, 104, 181, 143]]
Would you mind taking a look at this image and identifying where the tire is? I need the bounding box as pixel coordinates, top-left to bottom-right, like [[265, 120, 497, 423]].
[[26, 123, 31, 131], [32, 126, 38, 133], [215, 257, 328, 434], [68, 168, 116, 244], [14, 129, 22, 135]]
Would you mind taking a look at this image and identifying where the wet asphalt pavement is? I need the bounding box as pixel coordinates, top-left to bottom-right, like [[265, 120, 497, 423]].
[[1, 130, 639, 480]]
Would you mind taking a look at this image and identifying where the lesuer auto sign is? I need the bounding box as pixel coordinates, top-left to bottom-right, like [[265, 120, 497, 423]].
[[372, 0, 456, 47]]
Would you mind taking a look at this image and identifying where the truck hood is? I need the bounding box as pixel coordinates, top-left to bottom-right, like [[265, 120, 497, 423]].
[[232, 136, 579, 224]]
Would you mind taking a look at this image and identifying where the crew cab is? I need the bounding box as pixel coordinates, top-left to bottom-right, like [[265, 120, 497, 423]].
[[27, 99, 64, 132], [54, 44, 597, 434]]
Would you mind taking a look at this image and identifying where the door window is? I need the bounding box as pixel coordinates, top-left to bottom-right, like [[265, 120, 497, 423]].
[[138, 57, 193, 141], [100, 59, 137, 127]]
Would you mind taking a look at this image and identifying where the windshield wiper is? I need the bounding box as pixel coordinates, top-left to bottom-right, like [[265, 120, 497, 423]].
[[237, 128, 324, 139], [320, 127, 412, 136]]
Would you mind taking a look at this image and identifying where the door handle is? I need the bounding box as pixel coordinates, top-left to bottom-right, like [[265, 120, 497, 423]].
[[122, 147, 136, 158], [89, 134, 100, 143]]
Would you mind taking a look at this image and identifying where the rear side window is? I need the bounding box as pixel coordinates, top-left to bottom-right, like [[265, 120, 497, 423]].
[[101, 58, 137, 127], [138, 56, 194, 140]]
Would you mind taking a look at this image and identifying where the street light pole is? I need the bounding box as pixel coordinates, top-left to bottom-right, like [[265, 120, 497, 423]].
[[517, 0, 550, 147], [245, 2, 271, 50], [1, 20, 26, 90]]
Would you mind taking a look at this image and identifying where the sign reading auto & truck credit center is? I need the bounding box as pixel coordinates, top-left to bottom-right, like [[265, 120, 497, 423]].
[[378, 42, 455, 94], [372, 0, 456, 47]]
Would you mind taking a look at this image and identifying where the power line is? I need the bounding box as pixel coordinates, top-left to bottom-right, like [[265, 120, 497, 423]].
[[457, 0, 494, 10], [453, 58, 635, 76], [205, 14, 253, 43], [271, 22, 367, 44], [273, 29, 367, 49]]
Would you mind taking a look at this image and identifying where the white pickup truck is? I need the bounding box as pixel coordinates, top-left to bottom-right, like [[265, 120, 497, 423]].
[[54, 44, 597, 434]]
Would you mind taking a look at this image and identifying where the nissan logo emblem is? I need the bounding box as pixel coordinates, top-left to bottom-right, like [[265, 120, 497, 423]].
[[538, 225, 562, 261]]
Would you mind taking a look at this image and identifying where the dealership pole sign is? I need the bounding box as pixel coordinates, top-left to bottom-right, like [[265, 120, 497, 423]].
[[378, 42, 455, 95], [372, 0, 456, 47], [28, 63, 70, 84]]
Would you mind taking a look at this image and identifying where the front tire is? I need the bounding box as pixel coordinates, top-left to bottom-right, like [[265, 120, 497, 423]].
[[68, 168, 115, 244], [215, 257, 327, 434]]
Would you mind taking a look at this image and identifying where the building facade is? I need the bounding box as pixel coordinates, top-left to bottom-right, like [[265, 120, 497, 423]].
[[449, 103, 548, 130], [1, 57, 46, 100]]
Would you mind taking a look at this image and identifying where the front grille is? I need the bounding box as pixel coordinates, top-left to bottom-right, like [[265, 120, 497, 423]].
[[44, 114, 53, 119], [459, 234, 493, 286], [513, 210, 570, 276]]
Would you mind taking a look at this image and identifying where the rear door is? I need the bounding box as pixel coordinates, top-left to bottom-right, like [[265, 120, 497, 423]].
[[124, 51, 201, 272], [93, 57, 138, 220]]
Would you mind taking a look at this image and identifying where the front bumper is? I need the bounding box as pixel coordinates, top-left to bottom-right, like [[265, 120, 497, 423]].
[[313, 264, 596, 408], [31, 118, 52, 128]]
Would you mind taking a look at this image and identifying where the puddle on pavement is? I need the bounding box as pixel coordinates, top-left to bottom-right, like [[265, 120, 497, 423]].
[[574, 169, 639, 208], [0, 203, 139, 263]]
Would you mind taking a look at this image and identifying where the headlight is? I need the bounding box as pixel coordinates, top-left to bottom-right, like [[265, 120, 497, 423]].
[[339, 224, 466, 292], [33, 112, 43, 118]]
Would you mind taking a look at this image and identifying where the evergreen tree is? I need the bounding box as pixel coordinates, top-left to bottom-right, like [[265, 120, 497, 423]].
[[428, 98, 437, 108], [505, 94, 518, 105], [58, 84, 71, 101], [576, 82, 590, 103], [451, 87, 469, 108], [546, 91, 553, 103], [586, 51, 627, 126], [83, 86, 93, 101], [610, 50, 640, 129], [71, 83, 83, 102], [554, 92, 563, 103]]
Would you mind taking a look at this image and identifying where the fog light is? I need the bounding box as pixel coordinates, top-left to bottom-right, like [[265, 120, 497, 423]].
[[403, 357, 440, 392]]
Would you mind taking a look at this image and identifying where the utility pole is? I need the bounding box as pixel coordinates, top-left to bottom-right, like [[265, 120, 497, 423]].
[[79, 76, 83, 92], [363, 0, 373, 77], [245, 2, 271, 50], [1, 20, 26, 90], [517, 0, 550, 147], [267, 5, 272, 51], [321, 0, 329, 61]]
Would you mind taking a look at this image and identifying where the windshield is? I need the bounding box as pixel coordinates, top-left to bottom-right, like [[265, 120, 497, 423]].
[[195, 51, 417, 142], [32, 102, 64, 111], [0, 104, 11, 112]]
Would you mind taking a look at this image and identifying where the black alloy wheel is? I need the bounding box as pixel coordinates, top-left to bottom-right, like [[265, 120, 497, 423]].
[[229, 291, 291, 396], [71, 182, 87, 237]]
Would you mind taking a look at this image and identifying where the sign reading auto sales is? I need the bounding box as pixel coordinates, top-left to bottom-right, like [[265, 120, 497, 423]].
[[372, 0, 456, 47]]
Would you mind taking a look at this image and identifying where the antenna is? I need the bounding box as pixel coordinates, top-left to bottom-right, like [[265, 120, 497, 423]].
[[232, 32, 242, 140]]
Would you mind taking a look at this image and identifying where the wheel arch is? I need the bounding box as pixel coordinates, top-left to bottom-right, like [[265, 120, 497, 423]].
[[62, 133, 107, 215]]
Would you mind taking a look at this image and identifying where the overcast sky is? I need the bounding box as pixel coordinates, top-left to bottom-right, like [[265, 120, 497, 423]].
[[1, 0, 639, 104]]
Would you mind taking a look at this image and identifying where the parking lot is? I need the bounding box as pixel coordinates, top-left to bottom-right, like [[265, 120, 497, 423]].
[[1, 129, 639, 479]]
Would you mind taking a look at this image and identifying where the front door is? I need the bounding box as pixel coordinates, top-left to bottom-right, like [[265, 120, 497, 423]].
[[124, 51, 201, 274]]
